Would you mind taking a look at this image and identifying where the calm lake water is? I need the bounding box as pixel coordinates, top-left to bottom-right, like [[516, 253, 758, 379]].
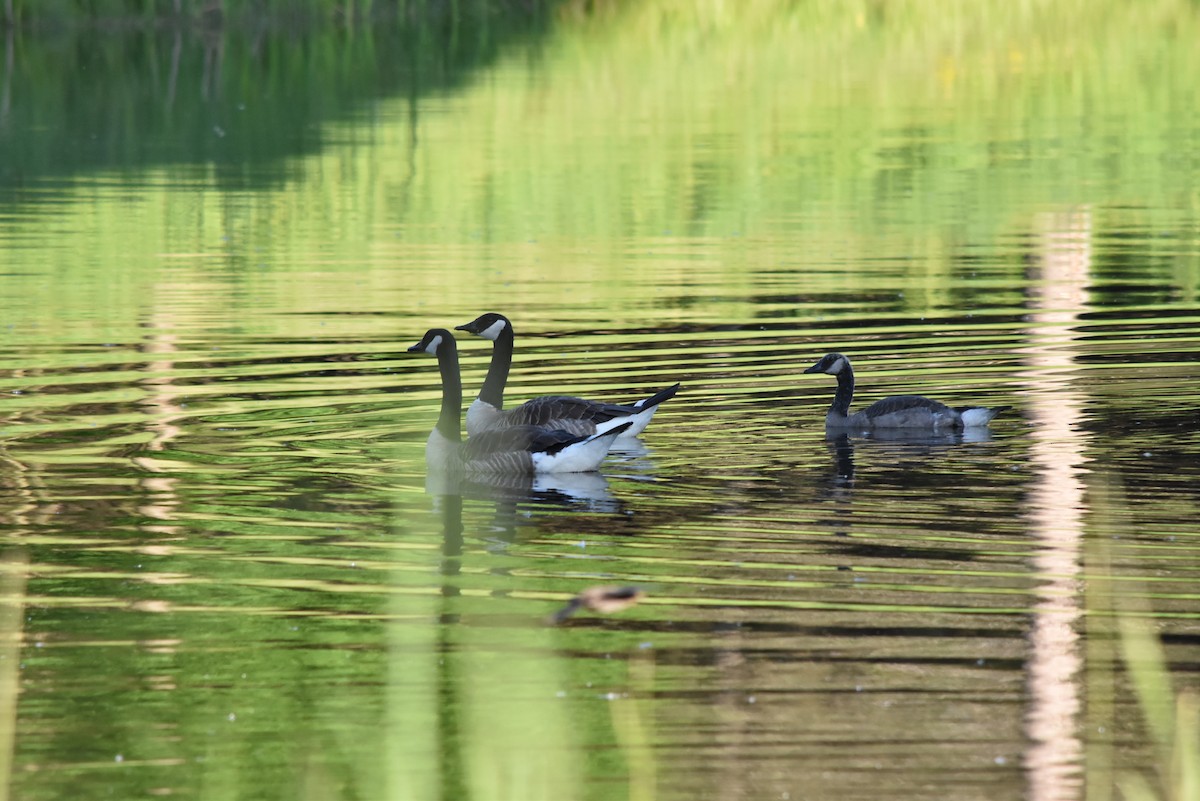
[[2, 3, 1199, 800]]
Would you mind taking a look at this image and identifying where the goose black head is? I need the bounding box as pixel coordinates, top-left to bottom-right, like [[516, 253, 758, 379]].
[[408, 328, 455, 355], [803, 352, 850, 375], [455, 312, 511, 341]]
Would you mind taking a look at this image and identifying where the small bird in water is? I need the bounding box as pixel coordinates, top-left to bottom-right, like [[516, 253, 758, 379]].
[[550, 585, 646, 624]]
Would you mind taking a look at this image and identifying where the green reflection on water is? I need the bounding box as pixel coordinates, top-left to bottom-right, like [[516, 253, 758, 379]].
[[2, 2, 1200, 801], [2, 0, 1197, 338]]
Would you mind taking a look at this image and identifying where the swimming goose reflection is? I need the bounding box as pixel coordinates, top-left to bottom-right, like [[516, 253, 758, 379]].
[[425, 466, 626, 543], [425, 469, 620, 514], [855, 426, 996, 445], [818, 427, 1000, 497]]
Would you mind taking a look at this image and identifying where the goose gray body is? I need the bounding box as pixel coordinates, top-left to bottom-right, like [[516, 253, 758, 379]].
[[455, 312, 679, 438], [803, 352, 1008, 432], [408, 329, 629, 474]]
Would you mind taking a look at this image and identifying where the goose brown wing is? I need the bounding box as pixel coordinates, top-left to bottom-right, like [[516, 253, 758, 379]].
[[507, 395, 634, 427], [862, 394, 955, 419], [463, 424, 588, 459]]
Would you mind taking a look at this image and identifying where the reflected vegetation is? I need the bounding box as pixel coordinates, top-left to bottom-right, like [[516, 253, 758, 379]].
[[1, 1, 1199, 800], [0, 1, 554, 192]]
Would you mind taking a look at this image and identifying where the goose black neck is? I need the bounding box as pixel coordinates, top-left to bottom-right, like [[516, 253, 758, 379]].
[[831, 363, 855, 417], [435, 340, 463, 442], [478, 325, 513, 409]]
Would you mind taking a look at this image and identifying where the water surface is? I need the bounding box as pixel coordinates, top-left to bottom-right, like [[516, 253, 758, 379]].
[[2, 3, 1199, 800]]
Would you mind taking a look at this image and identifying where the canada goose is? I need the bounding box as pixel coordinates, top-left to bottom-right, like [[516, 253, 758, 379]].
[[803, 352, 1009, 431], [408, 329, 630, 473], [454, 312, 679, 438]]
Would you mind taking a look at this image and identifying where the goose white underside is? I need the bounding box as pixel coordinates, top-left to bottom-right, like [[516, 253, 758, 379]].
[[530, 430, 620, 473]]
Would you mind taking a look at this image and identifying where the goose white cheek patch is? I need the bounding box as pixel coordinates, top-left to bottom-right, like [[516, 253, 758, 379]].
[[425, 334, 443, 354], [479, 319, 507, 341]]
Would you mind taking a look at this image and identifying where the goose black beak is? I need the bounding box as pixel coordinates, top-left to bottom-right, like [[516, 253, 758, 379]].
[[453, 323, 476, 333], [406, 343, 423, 353], [802, 363, 822, 374]]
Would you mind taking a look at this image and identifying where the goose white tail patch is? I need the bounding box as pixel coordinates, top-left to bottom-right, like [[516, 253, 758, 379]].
[[960, 407, 997, 427]]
